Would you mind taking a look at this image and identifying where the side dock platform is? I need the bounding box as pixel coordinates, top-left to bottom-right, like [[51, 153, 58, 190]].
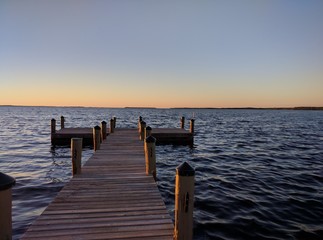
[[50, 116, 195, 146]]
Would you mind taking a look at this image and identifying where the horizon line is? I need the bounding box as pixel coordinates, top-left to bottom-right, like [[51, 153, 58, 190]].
[[1, 104, 323, 110]]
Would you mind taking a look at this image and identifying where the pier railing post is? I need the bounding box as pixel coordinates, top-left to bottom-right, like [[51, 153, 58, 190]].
[[190, 119, 195, 134], [174, 162, 195, 240], [110, 119, 114, 133], [140, 121, 146, 140], [71, 138, 82, 175], [101, 121, 107, 141], [61, 116, 65, 129], [145, 126, 152, 138], [51, 118, 56, 143], [0, 172, 16, 240], [181, 116, 185, 129], [138, 116, 142, 132], [113, 117, 116, 128], [144, 135, 156, 181], [93, 126, 101, 151]]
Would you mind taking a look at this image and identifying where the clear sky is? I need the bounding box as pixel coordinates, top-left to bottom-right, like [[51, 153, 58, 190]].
[[1, 0, 323, 108]]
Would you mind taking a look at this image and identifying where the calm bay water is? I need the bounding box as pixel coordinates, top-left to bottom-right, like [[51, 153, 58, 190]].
[[0, 106, 322, 240]]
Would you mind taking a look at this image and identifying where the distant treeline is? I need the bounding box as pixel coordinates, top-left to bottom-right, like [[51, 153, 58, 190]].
[[293, 107, 323, 110], [171, 107, 323, 111]]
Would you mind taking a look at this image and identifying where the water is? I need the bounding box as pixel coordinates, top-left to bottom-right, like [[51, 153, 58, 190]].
[[0, 106, 322, 240]]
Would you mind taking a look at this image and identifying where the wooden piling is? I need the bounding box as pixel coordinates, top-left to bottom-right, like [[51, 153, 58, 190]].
[[51, 118, 56, 142], [140, 121, 146, 141], [61, 116, 65, 129], [145, 126, 152, 138], [113, 117, 116, 128], [190, 119, 195, 134], [138, 116, 143, 132], [144, 135, 156, 181], [71, 138, 82, 175], [180, 116, 185, 129], [93, 126, 101, 151], [110, 119, 114, 133], [0, 172, 16, 240], [174, 162, 195, 240], [101, 121, 107, 141]]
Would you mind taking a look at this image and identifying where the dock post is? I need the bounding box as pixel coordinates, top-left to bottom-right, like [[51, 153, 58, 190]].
[[93, 126, 101, 151], [138, 116, 142, 132], [180, 116, 185, 129], [145, 126, 152, 138], [140, 121, 146, 140], [0, 172, 16, 240], [51, 118, 56, 143], [174, 162, 195, 240], [190, 119, 195, 134], [110, 119, 114, 133], [144, 136, 156, 181], [113, 117, 116, 128], [71, 138, 82, 175], [61, 116, 65, 129], [101, 121, 107, 141]]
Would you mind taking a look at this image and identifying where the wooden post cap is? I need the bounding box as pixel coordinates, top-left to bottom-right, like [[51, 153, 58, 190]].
[[0, 173, 15, 191], [176, 162, 195, 176], [51, 118, 55, 122], [101, 121, 107, 124], [94, 125, 101, 130], [190, 119, 195, 122], [139, 116, 142, 121], [146, 126, 152, 130], [145, 135, 156, 143]]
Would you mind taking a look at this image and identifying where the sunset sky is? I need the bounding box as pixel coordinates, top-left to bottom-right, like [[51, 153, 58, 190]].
[[1, 1, 323, 108]]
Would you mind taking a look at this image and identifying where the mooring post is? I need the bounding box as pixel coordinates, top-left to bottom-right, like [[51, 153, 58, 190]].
[[0, 172, 16, 240], [181, 116, 185, 129], [190, 119, 195, 134], [145, 126, 152, 138], [174, 162, 195, 240], [110, 119, 114, 133], [51, 118, 56, 143], [140, 121, 146, 140], [60, 116, 65, 129], [144, 135, 156, 181], [138, 116, 142, 132], [101, 121, 107, 141], [93, 126, 101, 151], [71, 138, 82, 175], [113, 117, 116, 128]]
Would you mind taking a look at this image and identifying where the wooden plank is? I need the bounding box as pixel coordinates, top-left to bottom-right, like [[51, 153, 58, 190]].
[[22, 129, 173, 239], [23, 227, 173, 240]]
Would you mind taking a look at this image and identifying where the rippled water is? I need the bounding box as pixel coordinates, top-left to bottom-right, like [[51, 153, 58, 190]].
[[0, 106, 322, 240]]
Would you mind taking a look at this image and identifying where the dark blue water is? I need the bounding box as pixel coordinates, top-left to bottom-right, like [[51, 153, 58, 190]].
[[0, 106, 322, 240]]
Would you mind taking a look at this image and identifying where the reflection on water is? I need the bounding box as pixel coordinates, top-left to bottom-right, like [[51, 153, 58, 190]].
[[0, 107, 322, 239]]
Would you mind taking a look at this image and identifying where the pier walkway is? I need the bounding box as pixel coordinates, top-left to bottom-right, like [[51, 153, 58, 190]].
[[22, 129, 174, 239]]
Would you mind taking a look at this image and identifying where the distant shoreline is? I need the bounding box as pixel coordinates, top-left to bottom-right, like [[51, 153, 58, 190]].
[[170, 107, 323, 111], [0, 105, 323, 111]]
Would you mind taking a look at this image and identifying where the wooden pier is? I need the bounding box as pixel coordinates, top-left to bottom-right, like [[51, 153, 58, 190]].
[[22, 129, 174, 239]]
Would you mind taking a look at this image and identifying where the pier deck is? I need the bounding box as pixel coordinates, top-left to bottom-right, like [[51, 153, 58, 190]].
[[23, 129, 174, 239], [52, 127, 193, 146]]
